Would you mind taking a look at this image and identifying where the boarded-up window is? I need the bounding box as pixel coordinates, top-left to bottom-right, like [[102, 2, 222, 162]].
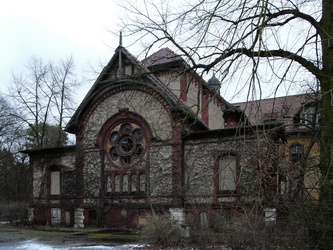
[[51, 208, 61, 225], [200, 211, 209, 228], [50, 171, 60, 195], [219, 155, 237, 193]]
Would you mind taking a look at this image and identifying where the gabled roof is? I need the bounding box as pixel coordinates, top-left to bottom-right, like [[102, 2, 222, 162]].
[[141, 48, 183, 68], [233, 93, 317, 131], [66, 46, 208, 133], [66, 45, 242, 133], [142, 48, 241, 114]]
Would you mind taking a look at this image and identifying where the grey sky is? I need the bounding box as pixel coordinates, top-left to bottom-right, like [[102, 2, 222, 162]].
[[0, 0, 122, 99]]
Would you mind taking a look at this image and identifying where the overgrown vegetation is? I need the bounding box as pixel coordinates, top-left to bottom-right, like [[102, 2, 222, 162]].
[[0, 202, 28, 224], [141, 214, 180, 244], [140, 208, 317, 249]]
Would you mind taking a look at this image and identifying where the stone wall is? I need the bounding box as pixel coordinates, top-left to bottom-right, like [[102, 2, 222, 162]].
[[184, 132, 270, 204], [31, 149, 76, 203], [83, 89, 173, 147]]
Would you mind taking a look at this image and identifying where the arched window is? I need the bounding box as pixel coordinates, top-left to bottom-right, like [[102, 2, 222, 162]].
[[98, 111, 152, 169], [218, 154, 237, 195], [290, 144, 303, 164], [99, 111, 151, 196]]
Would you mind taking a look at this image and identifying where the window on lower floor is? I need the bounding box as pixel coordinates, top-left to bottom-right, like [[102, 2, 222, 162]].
[[200, 211, 209, 228], [218, 155, 237, 194]]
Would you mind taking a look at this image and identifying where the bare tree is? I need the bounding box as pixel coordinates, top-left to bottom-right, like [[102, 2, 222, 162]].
[[7, 56, 79, 149], [117, 0, 333, 247], [0, 94, 24, 151], [0, 95, 29, 221]]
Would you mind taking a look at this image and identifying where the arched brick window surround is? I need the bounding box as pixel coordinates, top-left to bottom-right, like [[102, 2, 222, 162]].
[[214, 150, 240, 198], [98, 110, 152, 168]]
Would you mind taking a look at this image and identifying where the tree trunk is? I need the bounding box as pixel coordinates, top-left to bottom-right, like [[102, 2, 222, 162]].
[[318, 0, 333, 247]]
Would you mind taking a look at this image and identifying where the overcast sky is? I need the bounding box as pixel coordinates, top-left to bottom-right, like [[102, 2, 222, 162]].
[[0, 0, 306, 105], [0, 0, 125, 100]]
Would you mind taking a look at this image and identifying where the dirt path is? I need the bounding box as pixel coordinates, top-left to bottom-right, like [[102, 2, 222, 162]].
[[0, 225, 143, 249]]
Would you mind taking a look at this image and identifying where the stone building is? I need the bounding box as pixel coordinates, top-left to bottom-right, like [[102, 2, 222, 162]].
[[25, 43, 287, 228]]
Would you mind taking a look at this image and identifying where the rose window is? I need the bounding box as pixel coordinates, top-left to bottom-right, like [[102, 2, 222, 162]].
[[108, 123, 145, 167]]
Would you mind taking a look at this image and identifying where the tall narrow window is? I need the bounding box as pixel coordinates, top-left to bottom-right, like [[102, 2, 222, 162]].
[[123, 175, 129, 193], [131, 174, 137, 192], [106, 175, 112, 193], [114, 175, 121, 193], [290, 144, 303, 163], [139, 173, 146, 193], [50, 170, 60, 195], [218, 155, 237, 194], [200, 211, 209, 228]]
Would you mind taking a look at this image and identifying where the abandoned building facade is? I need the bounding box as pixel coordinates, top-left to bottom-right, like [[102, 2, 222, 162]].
[[25, 44, 319, 228]]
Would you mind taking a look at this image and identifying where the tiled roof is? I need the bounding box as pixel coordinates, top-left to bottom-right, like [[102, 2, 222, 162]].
[[141, 48, 183, 68], [233, 94, 316, 130]]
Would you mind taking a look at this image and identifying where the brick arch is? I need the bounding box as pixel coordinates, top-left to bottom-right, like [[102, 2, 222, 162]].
[[80, 81, 174, 132], [97, 110, 152, 169]]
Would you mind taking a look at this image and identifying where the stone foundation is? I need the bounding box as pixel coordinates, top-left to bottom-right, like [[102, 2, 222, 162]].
[[74, 208, 85, 228]]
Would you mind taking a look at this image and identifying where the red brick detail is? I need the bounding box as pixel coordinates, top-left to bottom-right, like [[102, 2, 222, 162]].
[[97, 111, 152, 170], [202, 89, 209, 126], [29, 158, 34, 202], [171, 123, 183, 203], [213, 150, 240, 203], [180, 74, 187, 101], [81, 82, 173, 133]]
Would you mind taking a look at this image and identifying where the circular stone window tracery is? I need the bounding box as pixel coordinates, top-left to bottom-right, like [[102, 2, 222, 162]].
[[108, 123, 146, 167]]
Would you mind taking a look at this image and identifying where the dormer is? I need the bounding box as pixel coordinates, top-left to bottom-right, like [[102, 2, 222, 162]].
[[293, 101, 319, 129]]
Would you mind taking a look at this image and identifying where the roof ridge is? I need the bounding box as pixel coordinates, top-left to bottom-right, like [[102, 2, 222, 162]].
[[141, 47, 183, 68], [232, 93, 314, 105]]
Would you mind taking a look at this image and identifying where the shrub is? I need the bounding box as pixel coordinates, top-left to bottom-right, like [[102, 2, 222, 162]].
[[0, 202, 28, 224], [141, 213, 180, 243]]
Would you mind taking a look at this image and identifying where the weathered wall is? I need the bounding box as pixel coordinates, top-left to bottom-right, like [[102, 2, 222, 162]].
[[83, 89, 173, 147], [286, 135, 321, 200], [80, 88, 176, 205], [149, 142, 173, 197], [208, 96, 224, 129], [31, 151, 76, 202], [184, 133, 268, 204], [186, 78, 201, 117], [158, 72, 181, 100], [83, 150, 102, 199]]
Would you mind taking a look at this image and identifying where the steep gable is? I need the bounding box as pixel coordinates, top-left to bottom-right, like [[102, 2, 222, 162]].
[[66, 46, 210, 134]]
